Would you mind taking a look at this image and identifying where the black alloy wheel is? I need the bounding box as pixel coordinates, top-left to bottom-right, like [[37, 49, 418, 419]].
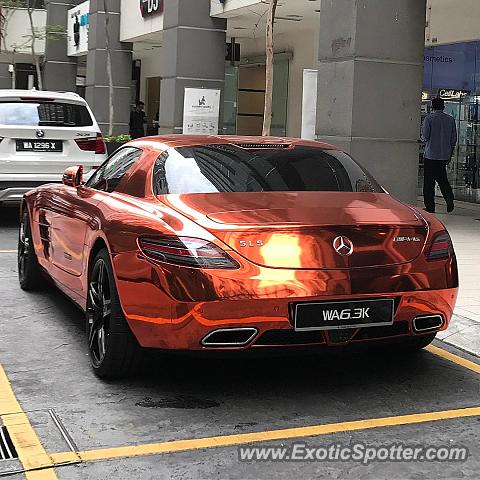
[[86, 248, 143, 378], [87, 258, 111, 366], [18, 210, 44, 291]]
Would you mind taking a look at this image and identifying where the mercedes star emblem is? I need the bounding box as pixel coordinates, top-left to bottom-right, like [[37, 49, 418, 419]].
[[333, 236, 354, 256], [36, 130, 45, 138]]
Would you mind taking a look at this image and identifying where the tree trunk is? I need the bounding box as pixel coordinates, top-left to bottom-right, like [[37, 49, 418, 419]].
[[26, 2, 42, 90], [262, 0, 278, 137], [1, 5, 18, 55], [0, 5, 5, 53], [103, 0, 114, 136]]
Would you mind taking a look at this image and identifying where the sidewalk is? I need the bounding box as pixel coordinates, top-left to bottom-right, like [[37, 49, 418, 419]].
[[424, 198, 480, 356]]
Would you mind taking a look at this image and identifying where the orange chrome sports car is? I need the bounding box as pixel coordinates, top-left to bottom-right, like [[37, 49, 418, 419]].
[[18, 136, 458, 378]]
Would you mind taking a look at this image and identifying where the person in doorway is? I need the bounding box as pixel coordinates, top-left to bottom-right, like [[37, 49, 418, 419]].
[[421, 97, 457, 213], [129, 102, 146, 139]]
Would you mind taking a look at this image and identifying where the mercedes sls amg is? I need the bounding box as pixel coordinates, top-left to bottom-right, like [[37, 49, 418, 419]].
[[18, 136, 458, 378]]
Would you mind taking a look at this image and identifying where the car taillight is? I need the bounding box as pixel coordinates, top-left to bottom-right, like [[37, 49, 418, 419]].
[[139, 236, 240, 269], [75, 134, 106, 154], [426, 231, 453, 260]]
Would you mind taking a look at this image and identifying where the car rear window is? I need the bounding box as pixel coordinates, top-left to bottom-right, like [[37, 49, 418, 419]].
[[0, 101, 93, 127], [153, 144, 383, 194]]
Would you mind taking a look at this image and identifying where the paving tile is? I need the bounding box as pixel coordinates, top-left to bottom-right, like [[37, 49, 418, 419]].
[[453, 308, 480, 322], [435, 207, 480, 353], [443, 324, 480, 357], [437, 315, 478, 340], [459, 305, 480, 315]]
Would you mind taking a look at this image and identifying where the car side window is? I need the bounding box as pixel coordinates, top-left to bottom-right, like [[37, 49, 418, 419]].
[[86, 147, 142, 193], [152, 149, 220, 195], [153, 151, 169, 195]]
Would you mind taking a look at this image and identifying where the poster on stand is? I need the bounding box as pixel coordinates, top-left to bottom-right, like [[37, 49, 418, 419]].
[[183, 88, 221, 135]]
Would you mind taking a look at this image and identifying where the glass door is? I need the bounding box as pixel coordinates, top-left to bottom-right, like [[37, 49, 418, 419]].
[[449, 95, 480, 202]]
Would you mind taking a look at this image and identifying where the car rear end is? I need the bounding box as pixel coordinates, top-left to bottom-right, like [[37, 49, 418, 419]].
[[0, 90, 106, 205], [114, 140, 458, 351]]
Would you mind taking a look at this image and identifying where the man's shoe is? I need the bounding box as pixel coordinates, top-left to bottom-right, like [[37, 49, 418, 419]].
[[423, 208, 435, 214], [447, 200, 454, 213]]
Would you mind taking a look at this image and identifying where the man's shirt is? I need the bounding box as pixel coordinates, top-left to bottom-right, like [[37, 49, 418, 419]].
[[421, 111, 457, 161]]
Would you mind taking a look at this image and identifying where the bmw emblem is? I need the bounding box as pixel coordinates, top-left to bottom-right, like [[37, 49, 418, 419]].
[[36, 130, 45, 138]]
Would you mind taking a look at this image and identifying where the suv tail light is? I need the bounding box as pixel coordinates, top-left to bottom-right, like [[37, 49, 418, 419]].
[[139, 236, 240, 269], [426, 231, 453, 260], [75, 134, 106, 154]]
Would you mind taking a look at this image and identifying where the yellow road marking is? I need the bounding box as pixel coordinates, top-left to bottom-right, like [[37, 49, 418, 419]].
[[0, 250, 16, 253], [50, 405, 480, 464], [0, 365, 58, 479], [426, 345, 480, 375]]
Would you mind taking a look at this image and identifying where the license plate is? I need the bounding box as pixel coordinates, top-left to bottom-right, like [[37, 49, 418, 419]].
[[16, 140, 63, 152], [294, 298, 394, 331]]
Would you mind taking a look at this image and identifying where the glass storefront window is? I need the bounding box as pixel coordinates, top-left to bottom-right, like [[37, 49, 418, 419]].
[[420, 41, 480, 204]]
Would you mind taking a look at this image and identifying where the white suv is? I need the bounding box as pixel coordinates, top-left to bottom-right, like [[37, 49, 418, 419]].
[[0, 89, 107, 204]]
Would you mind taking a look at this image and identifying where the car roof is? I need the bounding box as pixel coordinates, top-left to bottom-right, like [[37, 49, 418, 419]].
[[0, 89, 86, 104], [129, 135, 339, 151]]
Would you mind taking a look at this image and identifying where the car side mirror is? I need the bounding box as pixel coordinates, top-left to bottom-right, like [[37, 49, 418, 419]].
[[62, 165, 84, 187]]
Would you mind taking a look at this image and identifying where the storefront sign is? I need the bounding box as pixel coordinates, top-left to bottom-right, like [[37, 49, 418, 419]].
[[424, 54, 454, 64], [183, 88, 221, 135], [424, 45, 475, 91], [140, 0, 164, 17], [67, 0, 89, 57], [439, 89, 470, 100]]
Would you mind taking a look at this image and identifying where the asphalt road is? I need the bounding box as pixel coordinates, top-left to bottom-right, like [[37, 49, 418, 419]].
[[0, 207, 479, 479]]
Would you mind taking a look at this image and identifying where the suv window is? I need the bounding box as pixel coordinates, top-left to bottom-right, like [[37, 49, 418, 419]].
[[0, 101, 93, 127], [86, 147, 142, 193], [153, 145, 383, 194]]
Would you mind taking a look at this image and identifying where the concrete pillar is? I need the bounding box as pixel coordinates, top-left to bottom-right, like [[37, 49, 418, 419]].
[[0, 64, 12, 89], [316, 0, 426, 203], [43, 0, 79, 92], [86, 0, 133, 136], [158, 0, 227, 135]]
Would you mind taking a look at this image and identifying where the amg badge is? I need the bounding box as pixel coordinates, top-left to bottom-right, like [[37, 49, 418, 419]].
[[393, 236, 422, 243]]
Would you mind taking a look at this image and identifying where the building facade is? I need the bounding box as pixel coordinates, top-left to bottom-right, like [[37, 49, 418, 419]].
[[0, 0, 479, 204]]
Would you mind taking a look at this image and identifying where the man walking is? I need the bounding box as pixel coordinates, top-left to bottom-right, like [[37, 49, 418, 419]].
[[421, 97, 457, 213]]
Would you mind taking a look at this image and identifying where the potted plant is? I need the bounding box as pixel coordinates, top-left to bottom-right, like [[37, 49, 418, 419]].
[[104, 134, 132, 155]]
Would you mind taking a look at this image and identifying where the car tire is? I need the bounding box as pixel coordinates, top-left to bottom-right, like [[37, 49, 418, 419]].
[[86, 248, 143, 379], [18, 210, 45, 291]]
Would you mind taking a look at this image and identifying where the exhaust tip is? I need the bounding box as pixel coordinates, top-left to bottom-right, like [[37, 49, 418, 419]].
[[413, 315, 444, 333], [201, 328, 258, 347]]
